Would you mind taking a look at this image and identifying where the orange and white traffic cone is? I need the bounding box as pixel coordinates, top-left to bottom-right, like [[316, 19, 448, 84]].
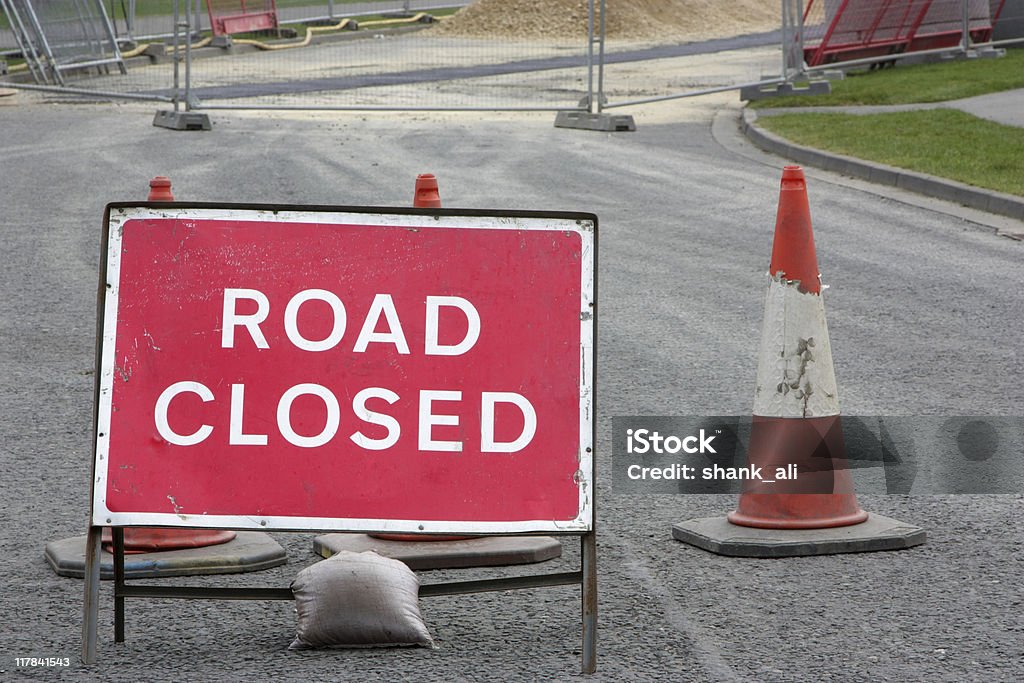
[[44, 177, 287, 577], [99, 176, 240, 554], [672, 166, 926, 556], [727, 165, 867, 530]]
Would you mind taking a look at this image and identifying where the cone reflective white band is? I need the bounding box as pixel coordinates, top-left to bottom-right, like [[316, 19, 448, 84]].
[[753, 273, 840, 419]]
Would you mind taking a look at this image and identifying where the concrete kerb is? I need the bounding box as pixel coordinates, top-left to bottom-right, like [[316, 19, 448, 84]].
[[741, 107, 1024, 224]]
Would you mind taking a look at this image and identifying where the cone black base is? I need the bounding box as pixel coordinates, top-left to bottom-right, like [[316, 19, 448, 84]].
[[313, 533, 562, 570], [672, 513, 926, 558], [45, 531, 286, 579]]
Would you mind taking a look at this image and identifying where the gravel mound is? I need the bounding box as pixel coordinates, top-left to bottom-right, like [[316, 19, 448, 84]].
[[433, 0, 782, 43]]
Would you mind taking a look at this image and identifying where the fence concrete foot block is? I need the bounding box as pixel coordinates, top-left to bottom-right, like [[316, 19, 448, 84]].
[[672, 513, 926, 558], [741, 79, 831, 101], [153, 110, 212, 131], [211, 35, 233, 50], [313, 534, 562, 570], [142, 43, 169, 63], [554, 111, 636, 132], [44, 531, 287, 579]]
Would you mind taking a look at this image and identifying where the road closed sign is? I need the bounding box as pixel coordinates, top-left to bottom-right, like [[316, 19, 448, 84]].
[[91, 205, 595, 534]]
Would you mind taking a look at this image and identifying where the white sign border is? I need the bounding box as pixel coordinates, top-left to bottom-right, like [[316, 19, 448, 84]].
[[92, 205, 595, 534]]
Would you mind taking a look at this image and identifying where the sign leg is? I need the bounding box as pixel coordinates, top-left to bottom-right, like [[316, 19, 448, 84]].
[[114, 528, 126, 643], [581, 531, 597, 674], [81, 525, 102, 664]]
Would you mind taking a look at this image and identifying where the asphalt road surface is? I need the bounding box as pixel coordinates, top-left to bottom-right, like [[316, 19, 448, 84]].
[[0, 90, 1022, 682]]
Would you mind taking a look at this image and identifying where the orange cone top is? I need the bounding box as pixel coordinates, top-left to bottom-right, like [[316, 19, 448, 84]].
[[414, 173, 442, 208], [769, 166, 820, 295], [148, 176, 174, 202]]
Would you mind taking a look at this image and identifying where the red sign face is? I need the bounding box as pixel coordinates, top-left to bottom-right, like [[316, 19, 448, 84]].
[[93, 207, 595, 533]]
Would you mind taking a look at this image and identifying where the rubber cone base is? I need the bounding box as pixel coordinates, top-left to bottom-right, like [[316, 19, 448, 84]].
[[672, 513, 926, 558], [44, 531, 286, 579], [313, 533, 562, 570]]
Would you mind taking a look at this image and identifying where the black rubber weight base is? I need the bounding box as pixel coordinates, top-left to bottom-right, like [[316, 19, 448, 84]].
[[672, 513, 927, 558], [44, 531, 287, 579], [313, 534, 562, 570]]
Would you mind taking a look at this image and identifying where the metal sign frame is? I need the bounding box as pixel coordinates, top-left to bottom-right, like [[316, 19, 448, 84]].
[[81, 202, 599, 673]]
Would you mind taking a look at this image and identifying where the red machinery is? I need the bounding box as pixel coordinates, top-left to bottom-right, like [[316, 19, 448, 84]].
[[802, 0, 1007, 66], [206, 0, 279, 37]]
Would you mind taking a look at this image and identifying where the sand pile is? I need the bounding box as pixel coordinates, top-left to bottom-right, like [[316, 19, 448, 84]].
[[433, 0, 782, 43]]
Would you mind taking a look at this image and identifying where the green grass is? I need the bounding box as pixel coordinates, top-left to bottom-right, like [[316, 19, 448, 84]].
[[758, 109, 1024, 196], [752, 47, 1024, 108]]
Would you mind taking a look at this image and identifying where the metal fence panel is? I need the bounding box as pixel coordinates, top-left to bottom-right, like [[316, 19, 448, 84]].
[[2, 0, 125, 84], [186, 1, 591, 111], [7, 1, 1019, 116], [802, 0, 1004, 66], [597, 0, 791, 110], [4, 0, 591, 110]]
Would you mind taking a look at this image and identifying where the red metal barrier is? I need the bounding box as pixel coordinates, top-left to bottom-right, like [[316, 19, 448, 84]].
[[206, 0, 279, 37], [803, 0, 1004, 66]]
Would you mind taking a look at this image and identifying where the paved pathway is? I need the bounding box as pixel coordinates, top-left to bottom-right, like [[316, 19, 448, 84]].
[[947, 86, 1024, 126], [754, 87, 1024, 128]]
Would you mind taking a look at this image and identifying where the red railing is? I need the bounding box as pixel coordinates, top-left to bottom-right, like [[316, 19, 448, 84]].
[[206, 0, 279, 37], [802, 0, 1006, 66]]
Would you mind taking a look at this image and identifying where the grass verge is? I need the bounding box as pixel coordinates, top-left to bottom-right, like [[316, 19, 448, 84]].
[[757, 108, 1024, 197], [751, 47, 1024, 108]]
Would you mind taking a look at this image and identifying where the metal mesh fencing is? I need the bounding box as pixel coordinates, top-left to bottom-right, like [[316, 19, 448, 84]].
[[3, 0, 594, 110], [596, 0, 791, 111], [1, 0, 125, 85], [184, 1, 593, 112], [992, 0, 1024, 42], [1, 0, 177, 99], [7, 1, 1021, 115]]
